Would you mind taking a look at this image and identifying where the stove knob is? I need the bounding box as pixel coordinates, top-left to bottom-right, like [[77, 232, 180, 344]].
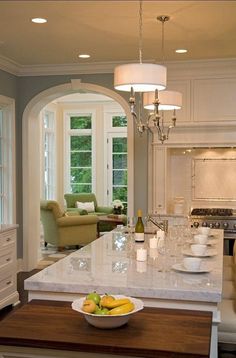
[[202, 222, 208, 227], [223, 222, 229, 229], [193, 222, 199, 228], [215, 222, 221, 229], [234, 224, 236, 230], [209, 223, 215, 228]]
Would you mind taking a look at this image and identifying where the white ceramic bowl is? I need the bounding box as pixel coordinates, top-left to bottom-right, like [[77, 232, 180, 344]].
[[198, 227, 211, 236], [72, 295, 144, 329], [191, 244, 207, 256], [183, 257, 202, 271], [193, 234, 208, 245]]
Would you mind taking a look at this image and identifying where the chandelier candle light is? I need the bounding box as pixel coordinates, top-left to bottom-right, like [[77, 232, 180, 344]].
[[114, 2, 182, 143]]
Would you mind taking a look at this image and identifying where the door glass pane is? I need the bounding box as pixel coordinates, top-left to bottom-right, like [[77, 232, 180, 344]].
[[113, 187, 127, 202], [113, 154, 127, 169], [113, 137, 127, 152], [111, 135, 127, 213], [113, 170, 127, 185]]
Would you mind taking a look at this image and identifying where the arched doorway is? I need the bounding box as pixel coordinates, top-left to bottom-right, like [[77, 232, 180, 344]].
[[22, 81, 134, 271]]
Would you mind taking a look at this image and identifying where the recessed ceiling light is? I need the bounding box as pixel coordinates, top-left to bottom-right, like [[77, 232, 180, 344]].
[[175, 49, 187, 54], [31, 18, 47, 24], [78, 54, 90, 59]]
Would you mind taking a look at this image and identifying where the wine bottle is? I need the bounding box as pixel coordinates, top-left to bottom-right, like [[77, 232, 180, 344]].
[[135, 209, 145, 242]]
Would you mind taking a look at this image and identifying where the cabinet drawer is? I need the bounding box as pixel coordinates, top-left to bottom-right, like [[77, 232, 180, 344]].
[[0, 230, 16, 250], [0, 271, 15, 302], [0, 247, 15, 270]]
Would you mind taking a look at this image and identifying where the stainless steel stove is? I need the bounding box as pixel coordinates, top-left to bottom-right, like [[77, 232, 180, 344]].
[[190, 208, 236, 254]]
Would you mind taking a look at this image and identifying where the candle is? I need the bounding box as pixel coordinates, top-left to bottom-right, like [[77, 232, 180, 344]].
[[136, 260, 147, 273], [149, 236, 158, 249], [136, 247, 147, 261]]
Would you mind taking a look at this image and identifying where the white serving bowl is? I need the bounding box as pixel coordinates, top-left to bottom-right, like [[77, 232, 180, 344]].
[[72, 295, 144, 329], [198, 227, 211, 236], [193, 234, 208, 245], [183, 257, 202, 271], [191, 244, 207, 256]]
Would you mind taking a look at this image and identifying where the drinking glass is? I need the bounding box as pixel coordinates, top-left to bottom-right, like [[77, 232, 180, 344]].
[[157, 235, 171, 272], [127, 216, 135, 236]]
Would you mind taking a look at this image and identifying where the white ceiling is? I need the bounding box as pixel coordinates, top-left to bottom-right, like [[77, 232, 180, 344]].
[[1, 0, 236, 69]]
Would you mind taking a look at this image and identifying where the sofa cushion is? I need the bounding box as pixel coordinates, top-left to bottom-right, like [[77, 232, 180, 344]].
[[76, 201, 95, 212]]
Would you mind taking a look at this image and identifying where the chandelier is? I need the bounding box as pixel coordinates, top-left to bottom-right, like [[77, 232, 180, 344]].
[[114, 2, 182, 143]]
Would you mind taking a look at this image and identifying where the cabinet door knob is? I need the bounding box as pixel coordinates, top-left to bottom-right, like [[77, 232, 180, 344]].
[[6, 237, 11, 242], [6, 258, 11, 262], [6, 281, 11, 285]]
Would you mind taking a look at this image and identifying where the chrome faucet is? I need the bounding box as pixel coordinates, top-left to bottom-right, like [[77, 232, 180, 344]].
[[146, 215, 168, 234]]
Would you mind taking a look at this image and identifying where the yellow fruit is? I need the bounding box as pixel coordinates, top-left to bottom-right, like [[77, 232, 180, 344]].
[[82, 299, 97, 313], [100, 294, 115, 308], [108, 302, 135, 315], [103, 298, 131, 309]]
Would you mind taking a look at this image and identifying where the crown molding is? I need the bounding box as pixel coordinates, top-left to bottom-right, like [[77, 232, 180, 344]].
[[0, 55, 19, 75], [1, 54, 236, 78]]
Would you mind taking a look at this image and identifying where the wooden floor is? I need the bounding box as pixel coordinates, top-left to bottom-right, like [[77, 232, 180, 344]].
[[0, 270, 235, 357]]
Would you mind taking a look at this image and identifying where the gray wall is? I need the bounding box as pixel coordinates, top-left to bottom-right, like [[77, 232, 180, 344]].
[[0, 71, 148, 258]]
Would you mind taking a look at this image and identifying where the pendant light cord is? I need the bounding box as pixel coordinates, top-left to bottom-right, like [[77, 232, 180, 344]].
[[161, 17, 165, 64], [139, 0, 143, 64]]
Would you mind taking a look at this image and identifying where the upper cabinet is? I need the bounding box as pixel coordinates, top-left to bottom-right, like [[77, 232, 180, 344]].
[[193, 78, 236, 123], [165, 59, 236, 127]]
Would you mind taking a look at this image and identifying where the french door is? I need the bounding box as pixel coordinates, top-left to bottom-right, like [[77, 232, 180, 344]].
[[107, 133, 127, 212]]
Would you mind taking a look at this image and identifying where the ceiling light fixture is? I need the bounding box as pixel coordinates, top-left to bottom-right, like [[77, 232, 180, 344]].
[[78, 54, 90, 59], [31, 18, 47, 24], [175, 48, 187, 54], [114, 0, 167, 134], [142, 15, 182, 143]]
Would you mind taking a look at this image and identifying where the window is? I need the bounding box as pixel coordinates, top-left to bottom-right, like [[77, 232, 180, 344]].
[[65, 113, 95, 193], [106, 113, 127, 212], [41, 110, 56, 199], [0, 97, 15, 224]]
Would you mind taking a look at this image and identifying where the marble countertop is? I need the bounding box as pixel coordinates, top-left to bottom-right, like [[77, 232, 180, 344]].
[[0, 224, 18, 233], [25, 229, 223, 303]]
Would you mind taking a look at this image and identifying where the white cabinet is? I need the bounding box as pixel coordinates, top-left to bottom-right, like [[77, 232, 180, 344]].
[[0, 225, 19, 309], [193, 78, 236, 123]]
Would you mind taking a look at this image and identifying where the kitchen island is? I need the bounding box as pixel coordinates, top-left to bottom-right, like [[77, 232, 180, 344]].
[[25, 229, 224, 358]]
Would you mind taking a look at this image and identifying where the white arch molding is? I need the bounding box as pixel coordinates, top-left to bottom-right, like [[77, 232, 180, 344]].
[[22, 81, 134, 271]]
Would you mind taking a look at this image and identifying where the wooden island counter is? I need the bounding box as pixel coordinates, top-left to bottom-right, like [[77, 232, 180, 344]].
[[0, 300, 212, 357]]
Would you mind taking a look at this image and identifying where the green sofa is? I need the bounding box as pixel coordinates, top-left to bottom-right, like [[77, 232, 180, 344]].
[[64, 193, 115, 233], [40, 200, 99, 249], [64, 193, 113, 216]]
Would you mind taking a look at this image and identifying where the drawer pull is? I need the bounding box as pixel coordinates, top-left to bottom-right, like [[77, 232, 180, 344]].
[[6, 281, 11, 285], [6, 238, 11, 242], [6, 258, 11, 262]]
